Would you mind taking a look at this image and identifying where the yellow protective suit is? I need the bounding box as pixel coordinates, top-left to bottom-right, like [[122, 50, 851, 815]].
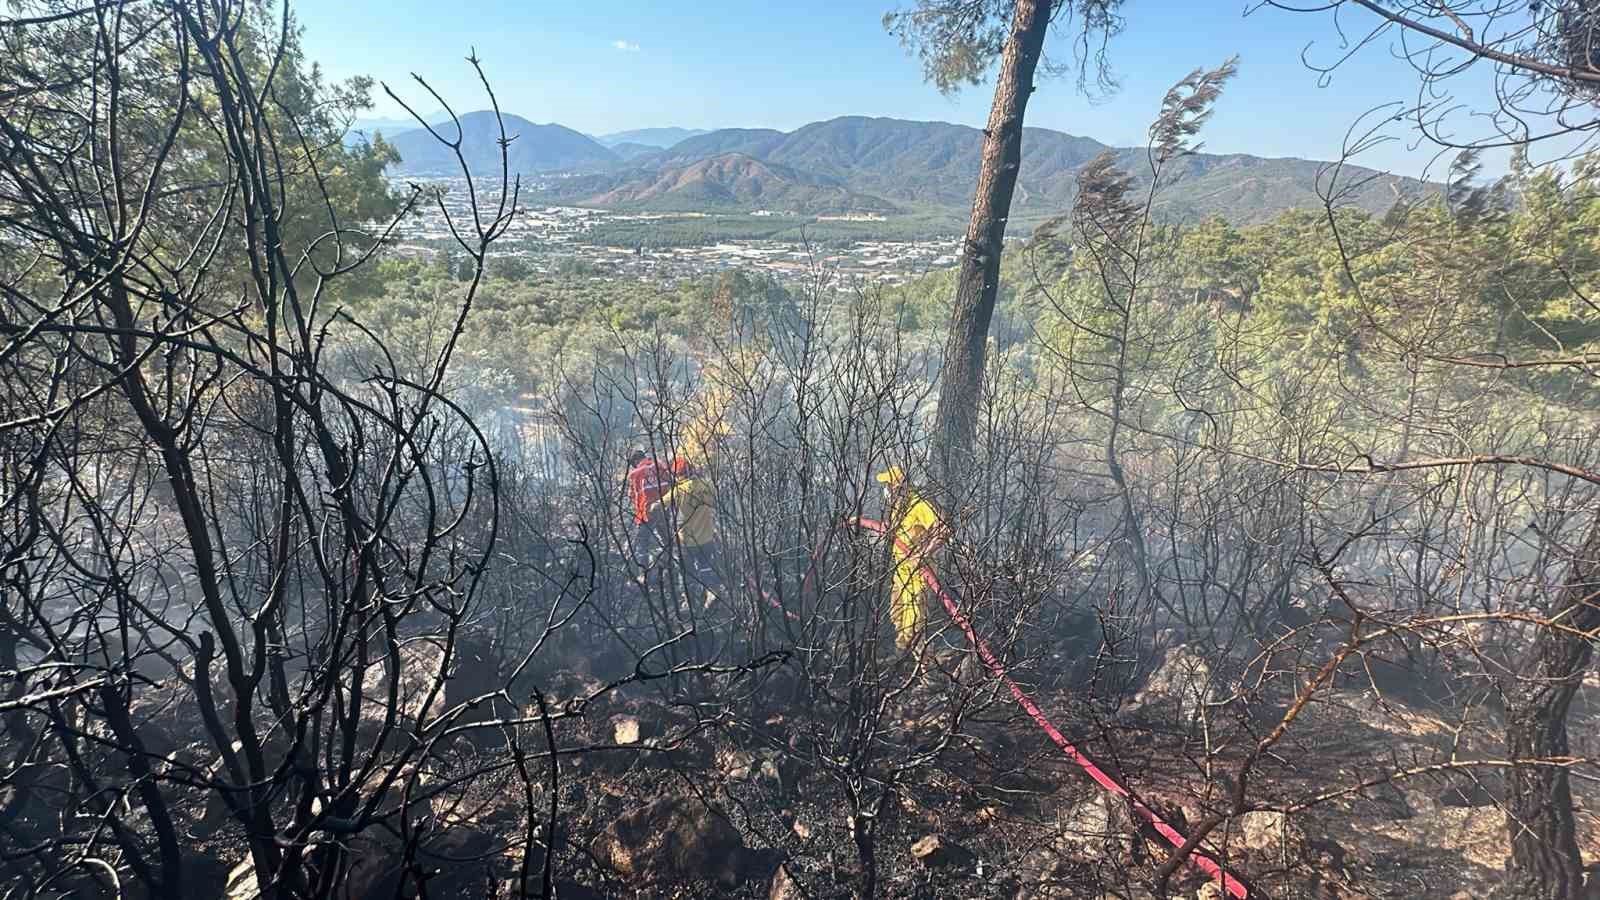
[[889, 489, 941, 650], [658, 476, 715, 548]]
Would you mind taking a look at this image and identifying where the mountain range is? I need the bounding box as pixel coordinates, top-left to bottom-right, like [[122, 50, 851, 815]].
[[383, 112, 1429, 224], [387, 113, 621, 175], [593, 127, 710, 149]]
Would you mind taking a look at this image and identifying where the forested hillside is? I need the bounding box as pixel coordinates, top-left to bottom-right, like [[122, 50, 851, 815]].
[[389, 113, 1429, 222], [5, 2, 1598, 900]]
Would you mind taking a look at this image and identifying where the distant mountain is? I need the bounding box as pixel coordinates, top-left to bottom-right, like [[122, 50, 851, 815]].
[[399, 112, 1429, 223], [609, 141, 663, 161], [595, 127, 711, 149], [658, 117, 1108, 208], [388, 112, 618, 175], [659, 128, 789, 163], [576, 152, 896, 213], [656, 116, 1422, 222], [1113, 150, 1411, 224]]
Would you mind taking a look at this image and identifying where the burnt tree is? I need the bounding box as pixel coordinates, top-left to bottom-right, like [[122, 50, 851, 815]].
[[1504, 510, 1600, 899], [937, 0, 1051, 474], [887, 0, 1123, 479]]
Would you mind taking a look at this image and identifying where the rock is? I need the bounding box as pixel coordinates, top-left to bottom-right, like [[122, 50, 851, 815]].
[[1126, 642, 1231, 726], [1197, 883, 1226, 900], [1449, 891, 1475, 900], [719, 748, 785, 791], [1365, 781, 1415, 820], [351, 638, 449, 747], [540, 671, 606, 710], [612, 715, 644, 745], [751, 756, 784, 792], [1011, 847, 1076, 900], [769, 864, 804, 900], [344, 826, 498, 900], [596, 796, 749, 887], [193, 735, 294, 838], [225, 859, 257, 900], [1226, 811, 1307, 858], [719, 748, 756, 776], [911, 834, 976, 870], [178, 654, 236, 710], [1056, 793, 1136, 856]]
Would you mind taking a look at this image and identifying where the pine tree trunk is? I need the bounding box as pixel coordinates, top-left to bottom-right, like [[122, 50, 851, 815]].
[[1501, 511, 1600, 900], [933, 0, 1054, 481]]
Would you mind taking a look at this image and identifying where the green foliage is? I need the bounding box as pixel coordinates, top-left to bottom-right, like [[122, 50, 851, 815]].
[[1021, 152, 1600, 469], [883, 0, 1126, 96], [349, 136, 1600, 447], [872, 152, 1600, 421], [342, 259, 811, 401]]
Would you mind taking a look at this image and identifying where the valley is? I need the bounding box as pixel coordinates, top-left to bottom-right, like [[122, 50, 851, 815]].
[[393, 175, 961, 283]]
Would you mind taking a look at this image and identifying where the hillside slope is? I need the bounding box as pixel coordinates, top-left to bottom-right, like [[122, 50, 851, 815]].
[[388, 112, 618, 175], [582, 153, 896, 213], [659, 116, 1422, 220]]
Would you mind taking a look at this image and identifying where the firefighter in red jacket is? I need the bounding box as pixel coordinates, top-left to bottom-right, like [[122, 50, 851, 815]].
[[626, 448, 672, 566]]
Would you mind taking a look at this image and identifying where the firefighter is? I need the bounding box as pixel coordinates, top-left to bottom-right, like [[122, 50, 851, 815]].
[[625, 448, 673, 567], [877, 465, 945, 651], [652, 455, 722, 602]]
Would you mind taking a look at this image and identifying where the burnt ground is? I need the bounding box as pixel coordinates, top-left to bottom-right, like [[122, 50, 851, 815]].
[[133, 641, 1600, 900], [334, 659, 1597, 900]]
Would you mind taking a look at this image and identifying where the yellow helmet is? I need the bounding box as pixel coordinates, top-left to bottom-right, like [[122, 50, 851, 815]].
[[874, 465, 906, 486]]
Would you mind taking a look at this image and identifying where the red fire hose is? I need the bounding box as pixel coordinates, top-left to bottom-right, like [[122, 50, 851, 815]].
[[852, 517, 1250, 899]]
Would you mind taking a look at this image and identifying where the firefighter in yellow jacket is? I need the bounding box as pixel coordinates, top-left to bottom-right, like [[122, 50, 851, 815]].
[[652, 456, 722, 598], [876, 466, 945, 651]]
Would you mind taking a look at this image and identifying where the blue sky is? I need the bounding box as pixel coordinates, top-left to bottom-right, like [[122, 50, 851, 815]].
[[297, 0, 1508, 178]]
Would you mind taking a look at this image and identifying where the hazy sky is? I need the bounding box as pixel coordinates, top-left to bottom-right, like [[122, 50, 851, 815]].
[[297, 0, 1511, 179]]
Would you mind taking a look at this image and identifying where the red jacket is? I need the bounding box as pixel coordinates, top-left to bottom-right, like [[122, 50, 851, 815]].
[[627, 458, 671, 524]]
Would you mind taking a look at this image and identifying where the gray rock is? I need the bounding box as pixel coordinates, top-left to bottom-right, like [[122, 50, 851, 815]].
[[1125, 642, 1233, 726], [1225, 810, 1307, 858], [769, 863, 803, 900], [720, 748, 785, 791], [596, 796, 749, 888], [1056, 793, 1137, 856], [612, 714, 646, 746], [910, 834, 976, 871]]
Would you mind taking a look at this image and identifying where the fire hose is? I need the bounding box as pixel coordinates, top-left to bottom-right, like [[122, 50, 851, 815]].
[[848, 517, 1251, 899], [735, 516, 1248, 896]]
